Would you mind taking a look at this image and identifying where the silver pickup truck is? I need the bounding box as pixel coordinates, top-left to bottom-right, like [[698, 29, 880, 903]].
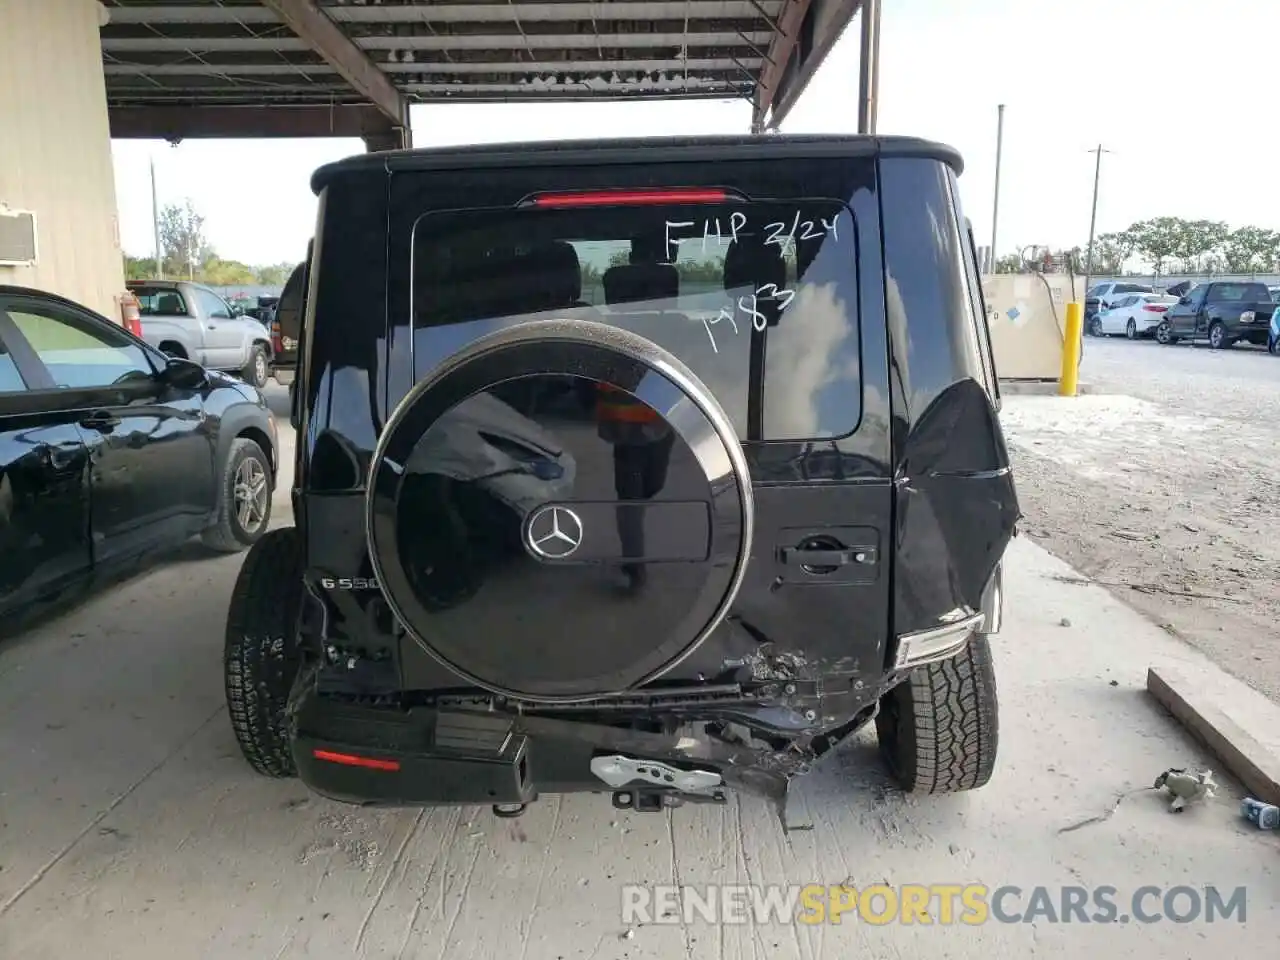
[[127, 279, 274, 387]]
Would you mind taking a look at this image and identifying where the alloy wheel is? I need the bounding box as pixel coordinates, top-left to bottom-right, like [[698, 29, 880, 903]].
[[234, 457, 270, 535]]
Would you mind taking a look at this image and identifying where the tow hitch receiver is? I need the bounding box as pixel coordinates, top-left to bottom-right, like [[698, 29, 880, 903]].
[[591, 755, 726, 811]]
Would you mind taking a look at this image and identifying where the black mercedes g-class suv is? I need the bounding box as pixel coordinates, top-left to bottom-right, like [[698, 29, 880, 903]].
[[224, 135, 1017, 820]]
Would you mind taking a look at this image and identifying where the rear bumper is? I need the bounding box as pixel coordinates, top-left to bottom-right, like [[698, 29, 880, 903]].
[[289, 688, 847, 808]]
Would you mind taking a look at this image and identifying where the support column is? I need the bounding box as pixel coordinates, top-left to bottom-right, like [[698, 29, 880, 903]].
[[363, 124, 412, 152], [0, 0, 125, 317], [857, 0, 882, 135]]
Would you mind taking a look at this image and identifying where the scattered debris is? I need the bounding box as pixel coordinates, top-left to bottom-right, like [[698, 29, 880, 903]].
[[1154, 768, 1216, 813], [1057, 786, 1157, 834], [1050, 573, 1241, 604], [1241, 798, 1280, 830], [1129, 584, 1242, 603], [1112, 530, 1149, 542], [1109, 679, 1119, 687], [620, 928, 636, 941], [1059, 617, 1072, 627]]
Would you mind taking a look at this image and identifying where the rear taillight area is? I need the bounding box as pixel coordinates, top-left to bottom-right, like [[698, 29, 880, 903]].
[[526, 187, 735, 208], [312, 749, 401, 772], [1143, 305, 1169, 312], [270, 320, 284, 353], [126, 316, 144, 337]]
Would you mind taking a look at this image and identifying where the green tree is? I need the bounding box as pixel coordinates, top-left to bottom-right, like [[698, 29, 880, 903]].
[[200, 256, 256, 286], [1170, 219, 1228, 273], [1085, 238, 1127, 274], [1127, 217, 1186, 277], [1219, 225, 1280, 273], [158, 199, 212, 277], [676, 256, 725, 283], [254, 262, 295, 286], [993, 253, 1023, 274], [1097, 229, 1139, 269], [123, 255, 159, 280]]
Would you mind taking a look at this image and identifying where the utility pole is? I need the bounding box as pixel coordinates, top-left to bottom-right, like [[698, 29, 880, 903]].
[[1084, 144, 1112, 295], [857, 0, 882, 134], [150, 156, 164, 279], [991, 104, 1005, 273]]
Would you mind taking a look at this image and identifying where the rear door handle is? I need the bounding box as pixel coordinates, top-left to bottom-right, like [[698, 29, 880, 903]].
[[79, 410, 121, 432], [781, 546, 878, 566]]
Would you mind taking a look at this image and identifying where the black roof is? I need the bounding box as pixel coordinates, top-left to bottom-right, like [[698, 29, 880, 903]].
[[310, 134, 964, 193]]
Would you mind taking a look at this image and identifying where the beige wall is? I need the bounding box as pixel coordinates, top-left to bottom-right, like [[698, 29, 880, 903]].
[[983, 273, 1084, 380], [0, 0, 124, 318]]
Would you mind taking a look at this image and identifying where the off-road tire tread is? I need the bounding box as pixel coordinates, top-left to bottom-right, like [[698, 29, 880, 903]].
[[224, 527, 302, 778], [877, 634, 999, 793], [202, 438, 271, 552]]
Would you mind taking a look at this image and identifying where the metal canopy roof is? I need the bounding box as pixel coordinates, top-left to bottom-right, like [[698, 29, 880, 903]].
[[101, 0, 865, 145]]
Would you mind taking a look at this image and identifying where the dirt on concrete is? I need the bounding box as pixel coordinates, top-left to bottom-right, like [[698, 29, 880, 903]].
[[1001, 392, 1280, 703]]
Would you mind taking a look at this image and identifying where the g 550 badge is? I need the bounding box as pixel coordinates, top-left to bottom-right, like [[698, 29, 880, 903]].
[[319, 577, 381, 590]]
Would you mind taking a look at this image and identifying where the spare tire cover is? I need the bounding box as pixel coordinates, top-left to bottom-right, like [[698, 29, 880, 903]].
[[367, 318, 753, 702]]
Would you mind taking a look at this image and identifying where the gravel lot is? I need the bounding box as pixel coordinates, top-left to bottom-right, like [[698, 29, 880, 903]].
[[1000, 336, 1280, 702]]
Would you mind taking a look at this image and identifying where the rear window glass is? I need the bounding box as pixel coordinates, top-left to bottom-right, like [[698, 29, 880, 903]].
[[1114, 283, 1153, 294], [411, 199, 859, 441], [131, 287, 188, 316], [1209, 283, 1268, 301]]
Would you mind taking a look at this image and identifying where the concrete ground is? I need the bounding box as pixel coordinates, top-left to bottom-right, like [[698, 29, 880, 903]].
[[2, 387, 1278, 958], [1001, 336, 1280, 703]]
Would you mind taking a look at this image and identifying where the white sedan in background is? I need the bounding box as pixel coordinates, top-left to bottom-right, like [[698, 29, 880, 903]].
[[1096, 293, 1180, 339]]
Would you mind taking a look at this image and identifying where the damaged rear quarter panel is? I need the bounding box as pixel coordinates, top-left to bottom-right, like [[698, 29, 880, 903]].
[[880, 157, 1020, 639]]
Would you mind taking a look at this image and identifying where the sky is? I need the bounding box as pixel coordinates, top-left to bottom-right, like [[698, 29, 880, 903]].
[[110, 0, 1280, 267]]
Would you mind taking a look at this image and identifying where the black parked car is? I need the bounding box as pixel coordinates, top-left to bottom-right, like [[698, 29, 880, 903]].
[[224, 135, 1017, 821], [1157, 280, 1276, 348], [0, 285, 278, 630]]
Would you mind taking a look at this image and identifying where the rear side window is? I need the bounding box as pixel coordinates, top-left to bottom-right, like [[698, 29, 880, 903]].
[[5, 304, 155, 389], [131, 286, 188, 315], [410, 197, 859, 441], [194, 288, 232, 319], [1208, 283, 1267, 302], [0, 344, 27, 392]]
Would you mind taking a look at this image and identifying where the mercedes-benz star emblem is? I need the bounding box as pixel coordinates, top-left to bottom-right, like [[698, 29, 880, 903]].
[[526, 505, 584, 559]]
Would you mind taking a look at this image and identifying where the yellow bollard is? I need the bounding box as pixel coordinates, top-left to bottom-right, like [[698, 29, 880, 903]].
[[1059, 301, 1083, 396]]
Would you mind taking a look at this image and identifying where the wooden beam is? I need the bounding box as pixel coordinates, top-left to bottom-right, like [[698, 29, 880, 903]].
[[751, 0, 814, 129], [261, 0, 408, 129], [108, 104, 395, 140], [766, 0, 859, 130]]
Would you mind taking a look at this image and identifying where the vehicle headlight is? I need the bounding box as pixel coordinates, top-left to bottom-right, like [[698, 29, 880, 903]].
[[1242, 311, 1256, 322]]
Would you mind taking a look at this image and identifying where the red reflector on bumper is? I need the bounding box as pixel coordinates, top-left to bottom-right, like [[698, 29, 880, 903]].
[[313, 749, 401, 771]]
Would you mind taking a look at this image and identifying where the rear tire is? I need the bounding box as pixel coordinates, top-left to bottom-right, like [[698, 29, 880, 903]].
[[242, 343, 270, 388], [1208, 321, 1228, 350], [876, 634, 999, 793], [1126, 319, 1137, 339], [224, 527, 303, 778]]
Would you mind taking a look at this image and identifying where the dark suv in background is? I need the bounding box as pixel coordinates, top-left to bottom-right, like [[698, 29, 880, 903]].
[[223, 135, 1016, 821]]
